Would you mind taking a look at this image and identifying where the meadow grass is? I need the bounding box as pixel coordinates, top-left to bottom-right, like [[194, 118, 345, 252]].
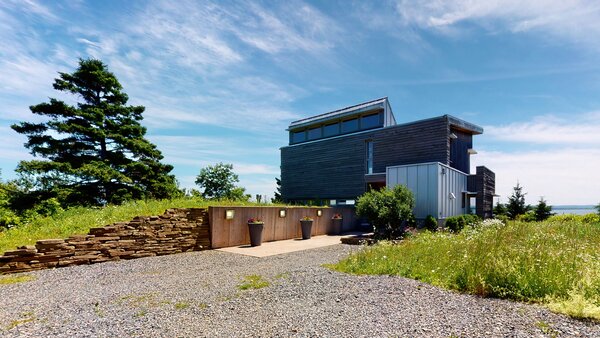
[[330, 218, 600, 320], [0, 197, 283, 254]]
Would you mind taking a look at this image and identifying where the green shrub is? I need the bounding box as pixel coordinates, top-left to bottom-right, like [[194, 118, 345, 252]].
[[547, 213, 600, 224], [516, 211, 537, 222], [356, 185, 415, 239], [423, 215, 438, 232], [445, 214, 481, 232]]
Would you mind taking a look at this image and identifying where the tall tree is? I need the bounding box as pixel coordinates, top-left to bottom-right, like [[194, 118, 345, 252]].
[[534, 197, 554, 222], [272, 177, 282, 203], [12, 59, 178, 206], [195, 163, 243, 199], [506, 182, 530, 219]]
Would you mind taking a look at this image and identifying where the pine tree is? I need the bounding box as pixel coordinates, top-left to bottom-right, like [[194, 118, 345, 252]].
[[506, 182, 530, 219], [534, 197, 554, 221], [11, 59, 179, 207], [272, 177, 282, 203]]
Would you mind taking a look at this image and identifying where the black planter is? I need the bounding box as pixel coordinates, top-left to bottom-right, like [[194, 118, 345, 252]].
[[329, 218, 342, 235], [300, 220, 313, 239], [248, 222, 264, 247]]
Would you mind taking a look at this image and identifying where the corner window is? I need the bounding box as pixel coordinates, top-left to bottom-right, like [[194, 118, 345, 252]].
[[361, 113, 381, 130], [366, 140, 373, 174], [341, 118, 359, 133]]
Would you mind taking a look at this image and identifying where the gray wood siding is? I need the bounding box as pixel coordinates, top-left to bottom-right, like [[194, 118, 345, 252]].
[[281, 116, 450, 201], [449, 129, 472, 174]]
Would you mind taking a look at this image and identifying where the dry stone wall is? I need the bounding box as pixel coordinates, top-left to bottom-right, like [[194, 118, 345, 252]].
[[0, 208, 210, 275]]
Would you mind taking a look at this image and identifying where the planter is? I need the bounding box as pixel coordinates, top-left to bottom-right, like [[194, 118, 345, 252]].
[[300, 220, 313, 240], [247, 222, 264, 247], [329, 218, 343, 235]]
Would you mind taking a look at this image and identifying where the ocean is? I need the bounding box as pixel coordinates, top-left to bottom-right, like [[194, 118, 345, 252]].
[[552, 205, 597, 215]]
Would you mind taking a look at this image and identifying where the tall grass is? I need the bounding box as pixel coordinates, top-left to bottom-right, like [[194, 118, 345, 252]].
[[0, 197, 275, 254], [331, 219, 600, 320]]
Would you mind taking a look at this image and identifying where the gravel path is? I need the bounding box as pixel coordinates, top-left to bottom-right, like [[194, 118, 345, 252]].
[[0, 244, 598, 337]]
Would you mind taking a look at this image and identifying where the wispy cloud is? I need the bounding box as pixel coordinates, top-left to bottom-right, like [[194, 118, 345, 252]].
[[484, 112, 600, 145], [393, 1, 600, 49]]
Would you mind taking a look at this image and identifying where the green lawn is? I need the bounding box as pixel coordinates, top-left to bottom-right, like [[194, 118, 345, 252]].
[[329, 218, 600, 321], [0, 197, 280, 254]]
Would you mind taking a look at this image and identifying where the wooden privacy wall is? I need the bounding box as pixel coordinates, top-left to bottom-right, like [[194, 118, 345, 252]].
[[209, 206, 357, 249]]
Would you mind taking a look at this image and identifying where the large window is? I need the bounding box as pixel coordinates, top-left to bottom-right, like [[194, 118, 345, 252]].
[[341, 118, 359, 133], [307, 127, 321, 140], [323, 123, 339, 137], [292, 131, 305, 143], [366, 140, 373, 174], [361, 113, 381, 130]]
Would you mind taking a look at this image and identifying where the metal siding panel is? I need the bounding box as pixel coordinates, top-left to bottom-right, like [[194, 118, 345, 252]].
[[416, 165, 428, 218]]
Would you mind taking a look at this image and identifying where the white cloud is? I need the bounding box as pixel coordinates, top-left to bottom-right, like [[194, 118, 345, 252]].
[[484, 112, 600, 146], [394, 0, 600, 49], [473, 148, 600, 205]]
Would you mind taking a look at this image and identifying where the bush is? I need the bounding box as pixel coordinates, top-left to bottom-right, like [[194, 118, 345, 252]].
[[547, 213, 600, 224], [445, 214, 481, 233], [516, 211, 537, 222], [423, 215, 438, 232], [356, 185, 415, 239]]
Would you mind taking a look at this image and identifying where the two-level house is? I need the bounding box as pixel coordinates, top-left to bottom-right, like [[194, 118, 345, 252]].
[[280, 97, 495, 221]]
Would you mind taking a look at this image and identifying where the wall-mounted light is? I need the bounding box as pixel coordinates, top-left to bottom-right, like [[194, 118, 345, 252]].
[[279, 209, 286, 218], [467, 148, 478, 155], [317, 209, 322, 217], [225, 209, 235, 220], [449, 133, 458, 139]]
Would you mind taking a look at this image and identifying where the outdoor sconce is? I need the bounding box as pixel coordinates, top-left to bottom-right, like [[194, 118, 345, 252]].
[[279, 209, 286, 218], [225, 209, 235, 220], [317, 209, 322, 217]]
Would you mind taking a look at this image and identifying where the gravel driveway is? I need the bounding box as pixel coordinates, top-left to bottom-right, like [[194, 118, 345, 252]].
[[0, 244, 598, 337]]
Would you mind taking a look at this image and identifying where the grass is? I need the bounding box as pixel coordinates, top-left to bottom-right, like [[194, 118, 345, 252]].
[[237, 274, 270, 290], [6, 311, 36, 330], [174, 301, 190, 310], [329, 218, 600, 321], [0, 274, 35, 285], [0, 197, 286, 254]]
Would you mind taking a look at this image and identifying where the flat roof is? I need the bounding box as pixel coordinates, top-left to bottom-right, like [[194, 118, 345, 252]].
[[288, 97, 388, 130]]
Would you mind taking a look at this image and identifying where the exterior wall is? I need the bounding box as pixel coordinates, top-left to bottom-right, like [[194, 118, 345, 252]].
[[209, 206, 357, 249], [0, 208, 210, 275], [281, 116, 450, 201], [386, 162, 467, 219], [437, 164, 468, 219], [449, 129, 473, 174], [474, 166, 495, 219]]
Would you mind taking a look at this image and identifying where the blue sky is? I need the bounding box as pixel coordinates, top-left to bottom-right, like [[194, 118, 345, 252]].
[[1, 0, 600, 205]]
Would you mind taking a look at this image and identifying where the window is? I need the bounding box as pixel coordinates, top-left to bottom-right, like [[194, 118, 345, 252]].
[[292, 131, 305, 143], [361, 113, 381, 129], [307, 127, 321, 140], [366, 140, 373, 174], [341, 118, 359, 133], [323, 123, 339, 137]]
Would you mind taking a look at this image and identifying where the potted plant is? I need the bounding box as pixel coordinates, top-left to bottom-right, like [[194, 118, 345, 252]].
[[247, 217, 264, 247], [300, 216, 314, 240], [329, 213, 343, 235]]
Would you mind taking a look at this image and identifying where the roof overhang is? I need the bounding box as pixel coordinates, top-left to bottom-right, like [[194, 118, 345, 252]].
[[447, 115, 484, 135]]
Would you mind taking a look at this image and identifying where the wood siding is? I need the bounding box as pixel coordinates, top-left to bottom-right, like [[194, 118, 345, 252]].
[[281, 116, 450, 201], [449, 128, 472, 174], [209, 206, 357, 248]]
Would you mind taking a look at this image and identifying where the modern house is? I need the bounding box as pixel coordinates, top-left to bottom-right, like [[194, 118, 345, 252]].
[[280, 97, 495, 221]]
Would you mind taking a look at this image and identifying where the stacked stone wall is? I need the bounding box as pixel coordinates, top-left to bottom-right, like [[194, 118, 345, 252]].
[[0, 208, 210, 275]]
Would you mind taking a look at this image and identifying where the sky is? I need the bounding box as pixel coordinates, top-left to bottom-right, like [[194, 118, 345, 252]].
[[1, 0, 600, 206]]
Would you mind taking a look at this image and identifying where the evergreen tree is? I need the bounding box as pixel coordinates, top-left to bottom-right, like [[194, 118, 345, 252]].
[[534, 197, 554, 221], [506, 182, 530, 219], [272, 177, 282, 203], [493, 202, 507, 216], [11, 59, 178, 207]]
